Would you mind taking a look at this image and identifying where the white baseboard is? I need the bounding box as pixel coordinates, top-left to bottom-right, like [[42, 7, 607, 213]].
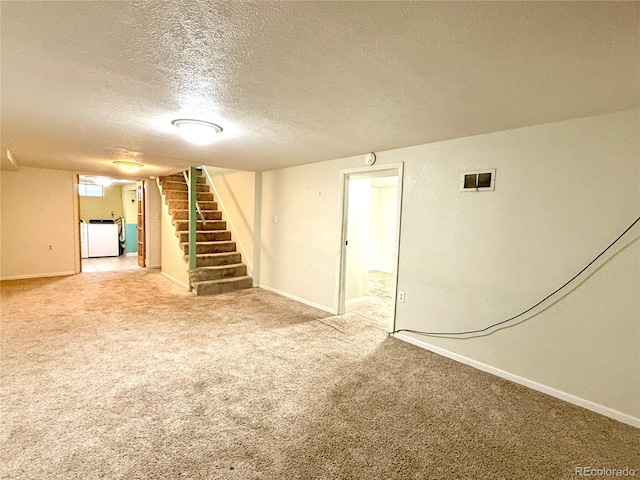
[[0, 271, 76, 281], [394, 332, 640, 429], [346, 296, 368, 306], [258, 284, 336, 314], [369, 267, 394, 274], [160, 271, 189, 290]]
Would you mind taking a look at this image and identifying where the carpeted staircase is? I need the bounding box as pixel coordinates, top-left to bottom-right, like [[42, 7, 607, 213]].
[[159, 170, 253, 295]]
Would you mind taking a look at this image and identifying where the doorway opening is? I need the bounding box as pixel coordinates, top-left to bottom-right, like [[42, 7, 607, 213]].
[[77, 175, 142, 272], [337, 163, 403, 332]]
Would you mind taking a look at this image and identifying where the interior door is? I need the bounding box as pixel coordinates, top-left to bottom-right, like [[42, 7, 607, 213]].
[[137, 182, 146, 267]]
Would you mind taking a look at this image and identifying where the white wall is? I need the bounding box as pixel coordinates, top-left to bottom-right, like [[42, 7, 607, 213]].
[[370, 184, 398, 273], [261, 160, 344, 309], [203, 167, 255, 277], [260, 109, 640, 423], [0, 167, 79, 279], [396, 110, 639, 424], [345, 178, 371, 301]]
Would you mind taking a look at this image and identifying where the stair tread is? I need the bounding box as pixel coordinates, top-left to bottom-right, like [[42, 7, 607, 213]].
[[164, 190, 212, 194], [172, 210, 221, 214], [191, 275, 252, 286], [176, 230, 231, 234], [161, 184, 195, 188], [161, 176, 204, 180], [171, 208, 219, 211], [173, 221, 225, 227], [181, 240, 235, 245], [191, 252, 240, 257], [192, 263, 245, 271], [163, 189, 211, 193]]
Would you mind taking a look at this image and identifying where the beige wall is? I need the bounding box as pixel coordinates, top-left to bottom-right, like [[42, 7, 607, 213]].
[[370, 184, 398, 273], [0, 171, 164, 278], [79, 184, 122, 221], [203, 167, 255, 277], [260, 109, 640, 423], [261, 160, 341, 308], [159, 180, 188, 287], [345, 178, 371, 301], [122, 184, 137, 224], [146, 180, 162, 269], [0, 167, 78, 279]]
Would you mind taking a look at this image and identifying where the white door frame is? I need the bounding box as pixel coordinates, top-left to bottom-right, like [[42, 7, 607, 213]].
[[335, 162, 404, 331]]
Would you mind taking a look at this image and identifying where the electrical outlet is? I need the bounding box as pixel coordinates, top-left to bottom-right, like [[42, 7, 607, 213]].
[[398, 291, 405, 303], [48, 245, 53, 251]]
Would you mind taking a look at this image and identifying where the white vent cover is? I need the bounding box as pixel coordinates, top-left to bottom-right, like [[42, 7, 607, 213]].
[[460, 169, 496, 192]]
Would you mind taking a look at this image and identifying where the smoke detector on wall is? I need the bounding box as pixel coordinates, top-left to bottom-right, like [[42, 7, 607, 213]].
[[364, 152, 376, 166]]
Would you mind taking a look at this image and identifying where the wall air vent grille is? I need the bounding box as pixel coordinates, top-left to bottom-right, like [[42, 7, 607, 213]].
[[460, 169, 496, 192]]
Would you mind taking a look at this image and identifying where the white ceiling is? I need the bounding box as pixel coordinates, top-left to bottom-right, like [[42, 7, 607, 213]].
[[1, 1, 638, 178]]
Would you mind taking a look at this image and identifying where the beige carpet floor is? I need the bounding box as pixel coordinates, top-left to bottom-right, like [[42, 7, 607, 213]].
[[346, 270, 395, 331], [1, 270, 638, 479]]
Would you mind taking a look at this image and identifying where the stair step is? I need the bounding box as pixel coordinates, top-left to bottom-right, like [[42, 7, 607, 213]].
[[182, 240, 236, 255], [192, 276, 253, 296], [190, 252, 242, 267], [173, 220, 226, 231], [167, 200, 217, 211], [164, 191, 214, 201], [160, 181, 210, 192], [189, 263, 247, 282], [161, 174, 207, 184], [171, 210, 222, 221], [178, 231, 232, 243]]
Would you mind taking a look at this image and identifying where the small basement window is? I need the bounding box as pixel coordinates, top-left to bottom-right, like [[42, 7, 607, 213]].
[[460, 169, 496, 192], [78, 183, 104, 197]]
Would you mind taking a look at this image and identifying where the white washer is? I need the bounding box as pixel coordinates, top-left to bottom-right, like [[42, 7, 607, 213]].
[[87, 223, 119, 257]]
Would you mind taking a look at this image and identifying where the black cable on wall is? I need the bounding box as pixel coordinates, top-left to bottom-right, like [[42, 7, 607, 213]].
[[391, 215, 640, 338]]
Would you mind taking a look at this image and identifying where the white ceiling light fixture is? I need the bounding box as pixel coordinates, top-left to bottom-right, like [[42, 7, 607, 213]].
[[114, 160, 144, 173], [171, 119, 223, 145]]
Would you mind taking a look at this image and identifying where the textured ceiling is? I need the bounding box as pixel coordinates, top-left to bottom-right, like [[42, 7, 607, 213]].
[[1, 1, 639, 178]]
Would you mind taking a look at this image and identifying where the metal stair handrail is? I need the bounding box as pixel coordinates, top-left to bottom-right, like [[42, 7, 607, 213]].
[[182, 171, 206, 225]]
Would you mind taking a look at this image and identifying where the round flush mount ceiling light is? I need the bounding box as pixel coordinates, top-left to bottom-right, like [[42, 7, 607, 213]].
[[171, 119, 223, 145], [113, 161, 144, 173]]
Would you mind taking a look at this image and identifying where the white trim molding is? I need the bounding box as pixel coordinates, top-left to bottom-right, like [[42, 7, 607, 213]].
[[161, 271, 189, 290], [259, 284, 336, 314], [0, 271, 77, 281]]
